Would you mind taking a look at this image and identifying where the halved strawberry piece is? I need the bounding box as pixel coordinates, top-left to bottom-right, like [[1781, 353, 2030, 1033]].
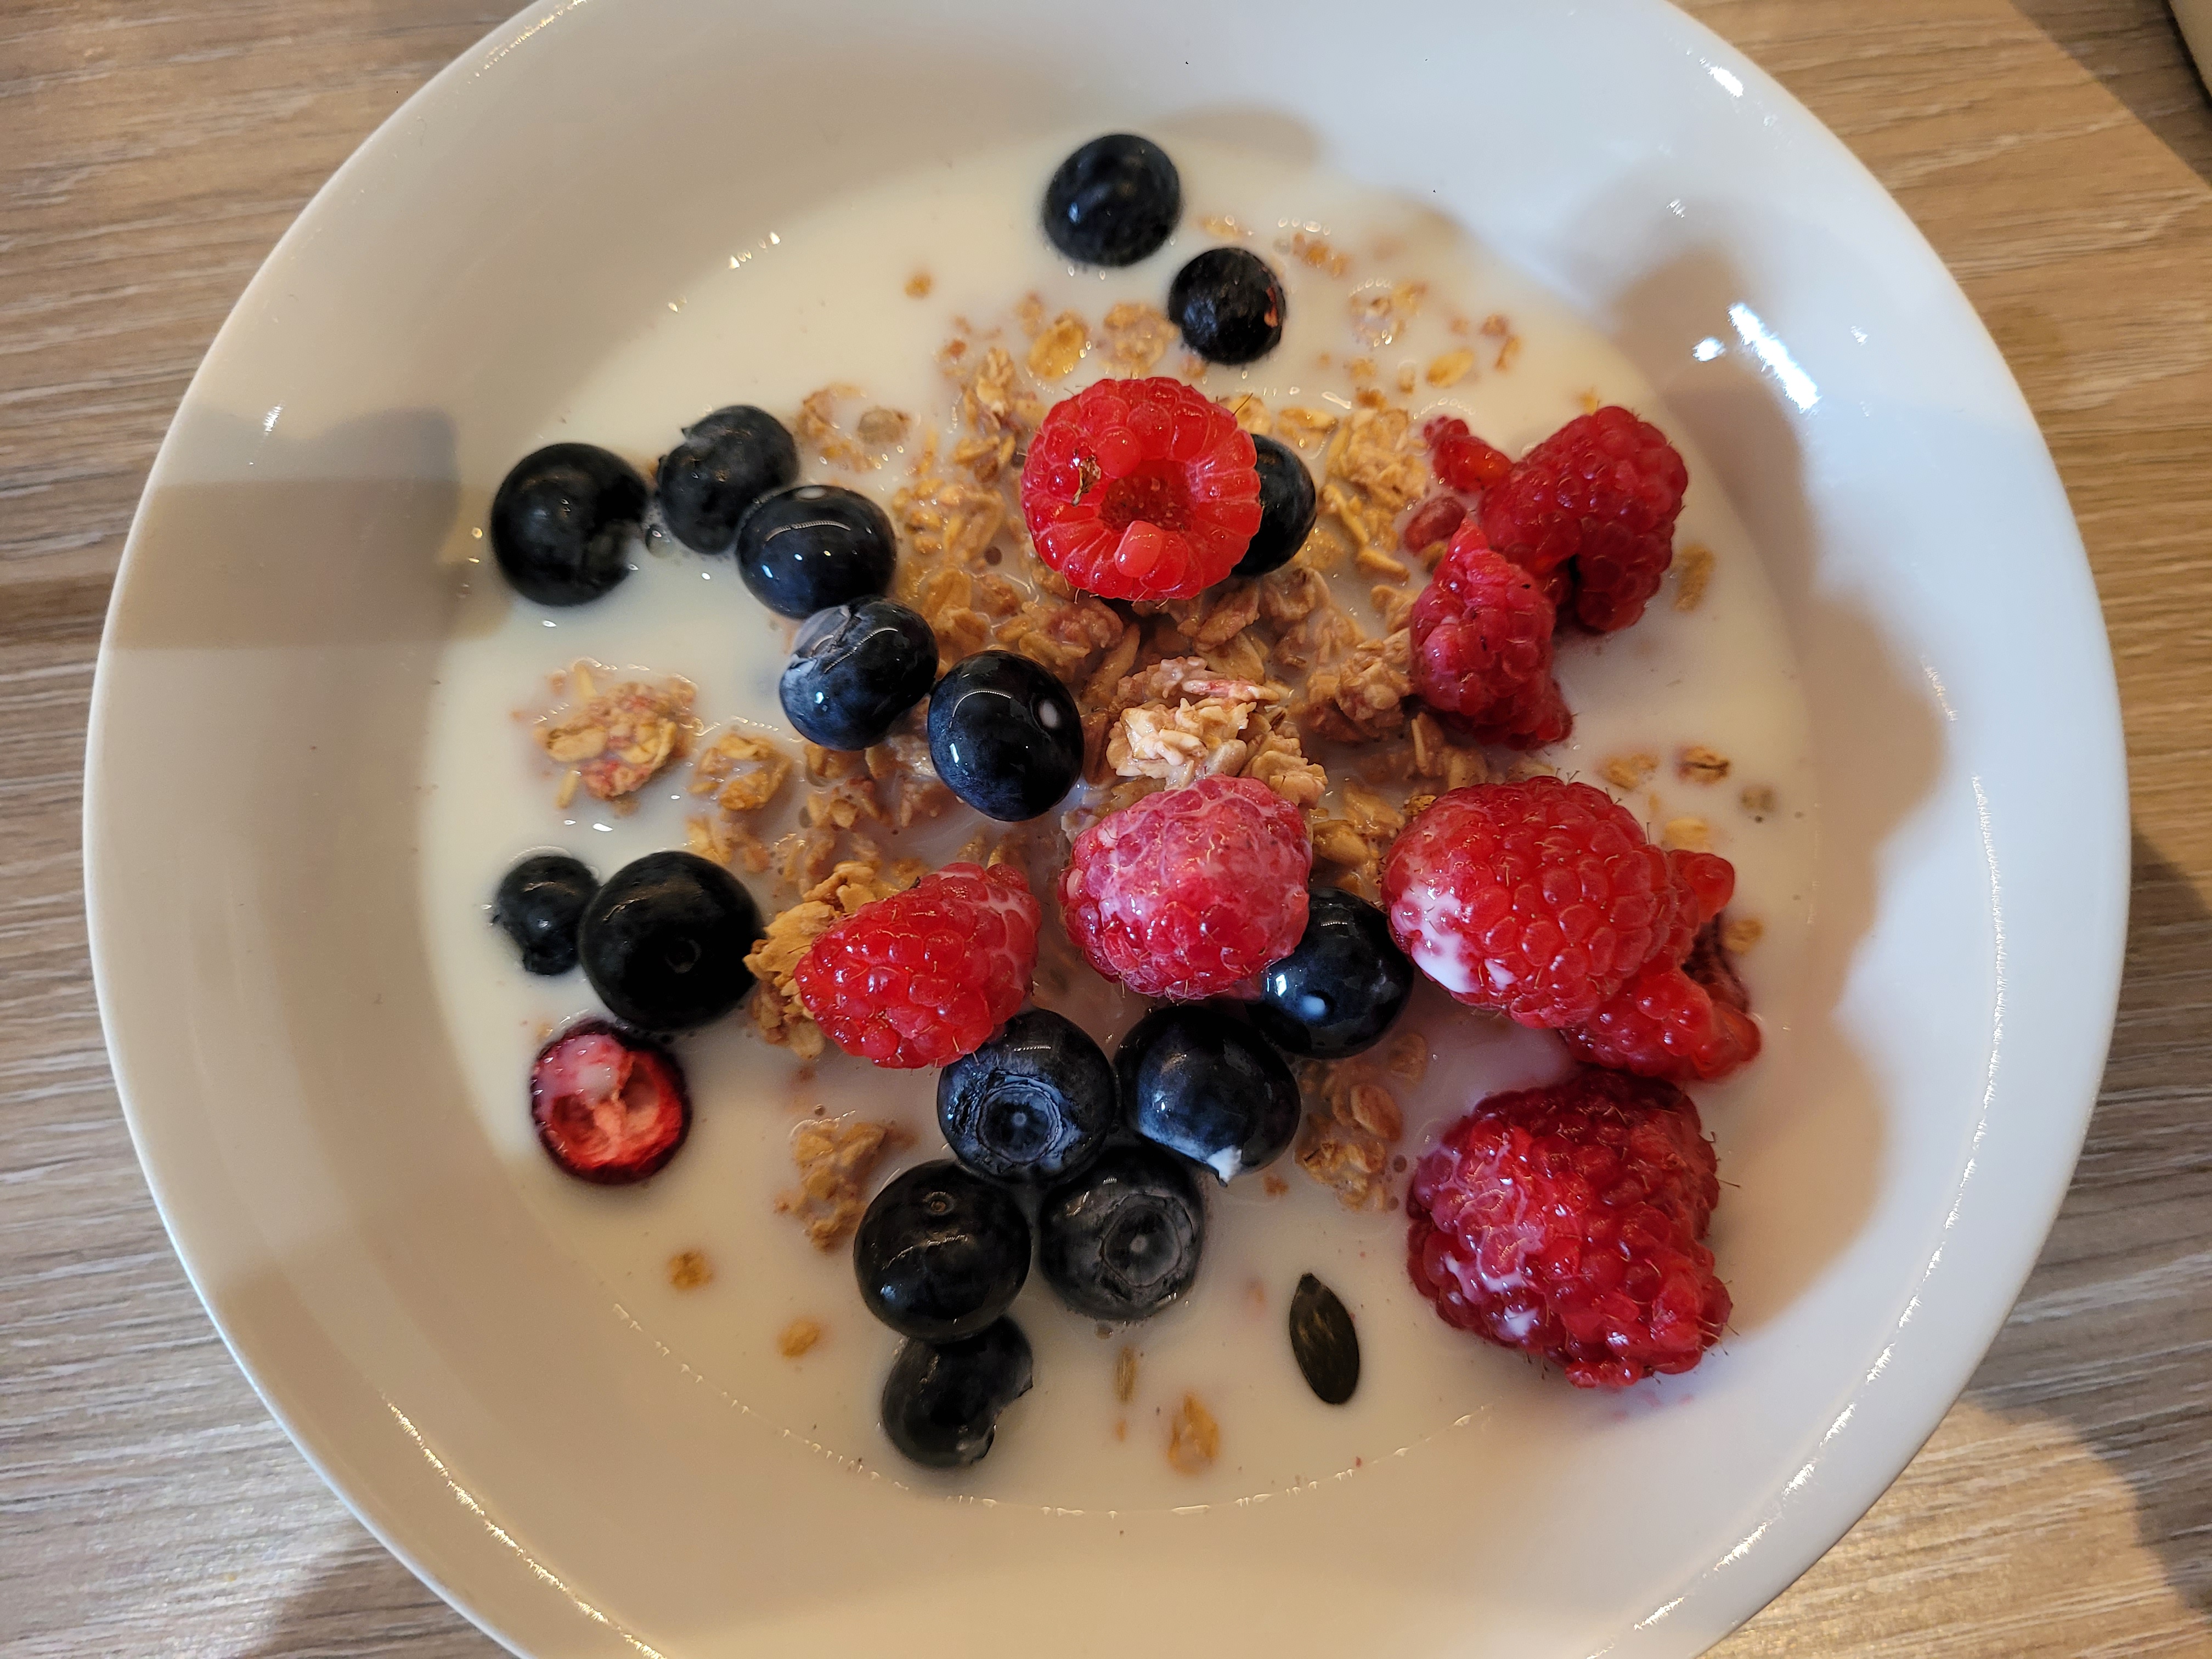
[[528, 1018, 690, 1184]]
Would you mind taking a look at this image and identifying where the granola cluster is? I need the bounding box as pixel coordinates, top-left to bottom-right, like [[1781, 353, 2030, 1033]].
[[538, 663, 698, 808], [1294, 1054, 1414, 1210], [774, 1115, 907, 1250]]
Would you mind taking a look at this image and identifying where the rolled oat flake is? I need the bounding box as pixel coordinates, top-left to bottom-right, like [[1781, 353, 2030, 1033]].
[[1289, 1272, 1359, 1406]]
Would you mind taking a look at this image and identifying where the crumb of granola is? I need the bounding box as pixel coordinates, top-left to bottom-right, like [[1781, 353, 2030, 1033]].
[[1426, 348, 1477, 387], [1280, 229, 1351, 276], [691, 729, 791, 813], [774, 1116, 907, 1250], [1273, 405, 1340, 448], [777, 1317, 825, 1358], [1242, 708, 1328, 808], [1348, 280, 1425, 348], [1348, 357, 1376, 383], [772, 826, 840, 894], [1663, 816, 1713, 852], [1384, 1030, 1430, 1084], [1396, 363, 1417, 395], [794, 383, 874, 470], [1307, 777, 1406, 899], [1677, 746, 1731, 784], [667, 1249, 713, 1290], [904, 271, 932, 298], [538, 671, 696, 801], [1167, 1393, 1220, 1474], [1578, 387, 1602, 415], [1015, 292, 1046, 336], [1199, 213, 1245, 238], [1494, 334, 1523, 371], [1262, 1171, 1290, 1197], [1479, 313, 1510, 338], [1294, 1059, 1406, 1210], [1674, 543, 1715, 611], [1027, 311, 1089, 380], [1741, 784, 1778, 818], [686, 812, 772, 873], [1114, 1346, 1139, 1404], [1602, 752, 1660, 791], [1723, 916, 1765, 954], [997, 593, 1125, 684], [1296, 629, 1412, 744]]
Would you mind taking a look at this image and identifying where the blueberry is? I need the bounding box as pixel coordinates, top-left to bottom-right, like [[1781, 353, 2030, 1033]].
[[1116, 1005, 1299, 1183], [492, 853, 597, 975], [927, 650, 1083, 821], [1250, 888, 1414, 1059], [1037, 1144, 1205, 1322], [778, 599, 938, 752], [1041, 134, 1181, 267], [882, 1318, 1034, 1470], [1168, 247, 1286, 365], [854, 1161, 1031, 1342], [733, 484, 896, 619], [576, 850, 760, 1031], [489, 443, 646, 606], [938, 1009, 1116, 1185], [656, 405, 798, 554], [1232, 434, 1318, 577]]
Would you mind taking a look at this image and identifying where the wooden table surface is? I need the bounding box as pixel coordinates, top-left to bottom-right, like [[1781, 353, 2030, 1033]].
[[5, 1, 2210, 1653]]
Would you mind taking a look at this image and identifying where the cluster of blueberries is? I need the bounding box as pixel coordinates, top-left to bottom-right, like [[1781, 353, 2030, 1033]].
[[483, 133, 1402, 1469]]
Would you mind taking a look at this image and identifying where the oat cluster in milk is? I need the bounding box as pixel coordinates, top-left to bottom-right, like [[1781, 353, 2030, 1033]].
[[478, 134, 1765, 1469]]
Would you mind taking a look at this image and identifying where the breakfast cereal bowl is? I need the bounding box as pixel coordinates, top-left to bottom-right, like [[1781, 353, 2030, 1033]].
[[84, 1, 2126, 1654]]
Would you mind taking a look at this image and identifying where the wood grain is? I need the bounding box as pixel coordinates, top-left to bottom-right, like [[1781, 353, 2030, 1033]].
[[2, 2, 2208, 1653]]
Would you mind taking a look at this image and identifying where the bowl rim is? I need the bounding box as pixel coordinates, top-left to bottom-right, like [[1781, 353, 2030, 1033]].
[[83, 2, 2129, 1654]]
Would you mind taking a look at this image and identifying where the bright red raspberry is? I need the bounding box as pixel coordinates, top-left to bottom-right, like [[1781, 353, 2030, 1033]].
[[1020, 377, 1262, 600], [1409, 524, 1558, 721], [1652, 850, 1736, 967], [1423, 415, 1513, 493], [794, 863, 1041, 1069], [1381, 778, 1673, 1027], [1479, 406, 1687, 633], [1059, 775, 1311, 1000], [1407, 1069, 1731, 1388], [1561, 955, 1761, 1083]]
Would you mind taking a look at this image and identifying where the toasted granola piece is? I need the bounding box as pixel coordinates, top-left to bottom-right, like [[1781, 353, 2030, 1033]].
[[1722, 916, 1765, 954], [1383, 1030, 1429, 1084], [775, 1116, 906, 1250], [1241, 708, 1328, 808], [1307, 777, 1405, 898], [667, 1250, 713, 1290], [1101, 302, 1177, 376], [1674, 543, 1716, 611], [690, 729, 792, 813], [1161, 581, 1262, 652], [997, 594, 1125, 683], [1226, 392, 1272, 436], [1273, 405, 1341, 448], [1167, 1393, 1220, 1474], [1296, 629, 1413, 744], [794, 384, 873, 471], [1328, 404, 1429, 516], [960, 344, 1044, 447], [1426, 347, 1477, 387], [1663, 816, 1713, 853], [538, 672, 696, 802], [777, 1317, 825, 1357], [1407, 710, 1489, 791], [686, 812, 771, 873], [1602, 752, 1661, 792], [893, 473, 1008, 568], [772, 826, 840, 894], [1027, 311, 1089, 380], [1294, 1060, 1406, 1210], [1108, 696, 1261, 789], [1741, 784, 1778, 819], [1677, 745, 1731, 785], [864, 732, 956, 830]]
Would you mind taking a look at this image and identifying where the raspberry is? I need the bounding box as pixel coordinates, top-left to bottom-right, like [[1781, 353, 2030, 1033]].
[[1380, 778, 1674, 1027], [1059, 775, 1311, 1000], [1020, 376, 1262, 600], [1401, 493, 1466, 557], [1654, 850, 1736, 967], [1408, 524, 1557, 720], [1407, 1069, 1730, 1387], [1560, 956, 1762, 1082], [794, 863, 1041, 1068], [1422, 415, 1513, 493], [1479, 406, 1687, 633], [1465, 669, 1573, 750]]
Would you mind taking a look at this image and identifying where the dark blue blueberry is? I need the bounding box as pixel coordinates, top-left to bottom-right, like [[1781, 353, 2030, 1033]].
[[938, 1009, 1116, 1185], [927, 650, 1083, 821], [1250, 888, 1414, 1059], [882, 1318, 1034, 1469], [733, 484, 896, 619], [1168, 247, 1286, 365], [1116, 1005, 1299, 1183], [492, 853, 597, 975], [854, 1161, 1031, 1342], [1042, 134, 1181, 267], [778, 599, 938, 751], [1037, 1144, 1205, 1322], [575, 850, 760, 1031], [655, 405, 798, 554], [489, 443, 646, 606], [1232, 433, 1318, 577]]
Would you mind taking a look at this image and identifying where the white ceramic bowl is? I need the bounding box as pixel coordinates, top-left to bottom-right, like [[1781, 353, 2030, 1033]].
[[86, 2, 2127, 1653]]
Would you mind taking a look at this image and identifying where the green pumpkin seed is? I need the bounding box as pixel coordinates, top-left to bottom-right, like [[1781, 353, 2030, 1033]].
[[1289, 1272, 1359, 1405]]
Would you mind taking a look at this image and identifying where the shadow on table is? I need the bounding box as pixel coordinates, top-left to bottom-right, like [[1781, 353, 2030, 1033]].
[[1965, 832, 2212, 1619], [2012, 0, 2212, 183], [240, 1534, 495, 1657]]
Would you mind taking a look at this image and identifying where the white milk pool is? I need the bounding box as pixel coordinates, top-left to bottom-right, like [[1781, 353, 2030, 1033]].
[[418, 132, 1818, 1513]]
